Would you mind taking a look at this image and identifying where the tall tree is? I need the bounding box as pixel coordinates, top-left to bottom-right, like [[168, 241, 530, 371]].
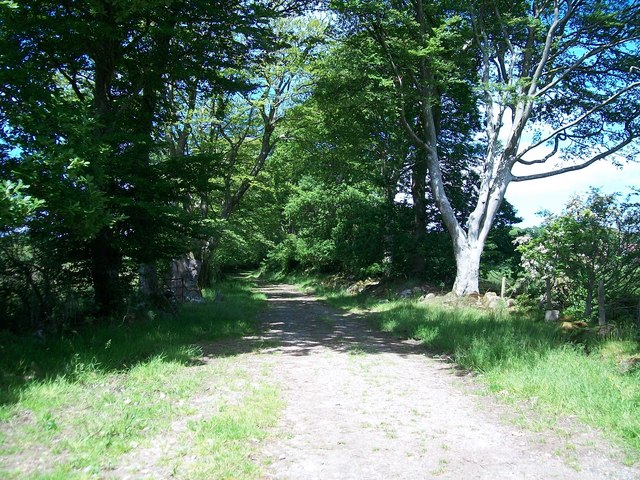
[[161, 15, 323, 285], [334, 0, 640, 294], [450, 0, 640, 294], [0, 0, 277, 315]]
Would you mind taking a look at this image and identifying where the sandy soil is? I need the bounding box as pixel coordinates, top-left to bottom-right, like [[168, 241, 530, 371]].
[[254, 283, 639, 480]]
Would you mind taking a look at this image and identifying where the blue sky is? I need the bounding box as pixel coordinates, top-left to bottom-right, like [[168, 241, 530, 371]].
[[505, 160, 640, 227]]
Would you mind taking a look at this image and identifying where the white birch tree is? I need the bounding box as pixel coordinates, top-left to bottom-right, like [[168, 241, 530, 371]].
[[335, 0, 640, 294], [449, 0, 640, 294]]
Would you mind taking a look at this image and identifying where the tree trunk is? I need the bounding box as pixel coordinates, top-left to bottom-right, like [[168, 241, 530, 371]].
[[584, 286, 593, 318], [585, 273, 595, 318], [91, 228, 122, 316], [452, 242, 482, 295], [545, 277, 553, 310], [598, 279, 606, 326], [410, 154, 427, 276], [139, 263, 160, 300]]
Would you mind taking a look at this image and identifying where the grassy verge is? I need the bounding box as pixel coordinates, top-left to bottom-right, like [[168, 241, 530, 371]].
[[288, 274, 640, 458], [0, 277, 279, 479], [183, 383, 282, 479]]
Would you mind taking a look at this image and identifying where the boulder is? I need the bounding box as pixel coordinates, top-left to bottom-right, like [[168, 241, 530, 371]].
[[485, 296, 503, 309], [167, 253, 203, 302], [597, 324, 616, 337], [478, 291, 497, 308], [544, 310, 560, 322], [619, 355, 640, 374]]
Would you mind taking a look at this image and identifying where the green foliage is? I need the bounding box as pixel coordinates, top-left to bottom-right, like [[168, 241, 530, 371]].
[[264, 178, 388, 276], [517, 189, 640, 320], [0, 178, 43, 233], [0, 0, 282, 318]]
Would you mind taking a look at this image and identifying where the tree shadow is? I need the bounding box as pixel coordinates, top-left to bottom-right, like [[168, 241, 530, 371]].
[[221, 284, 598, 379], [197, 285, 455, 365], [0, 282, 267, 407]]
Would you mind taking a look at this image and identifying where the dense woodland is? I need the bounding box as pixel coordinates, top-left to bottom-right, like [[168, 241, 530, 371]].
[[2, 0, 640, 333]]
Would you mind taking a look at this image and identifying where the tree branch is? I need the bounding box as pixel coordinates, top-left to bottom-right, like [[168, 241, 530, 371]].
[[516, 81, 640, 160], [536, 35, 640, 98], [512, 135, 634, 182]]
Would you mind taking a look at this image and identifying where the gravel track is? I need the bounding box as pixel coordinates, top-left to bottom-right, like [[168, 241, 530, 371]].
[[255, 283, 638, 480]]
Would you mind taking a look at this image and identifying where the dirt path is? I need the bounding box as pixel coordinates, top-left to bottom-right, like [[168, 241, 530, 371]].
[[253, 283, 638, 480]]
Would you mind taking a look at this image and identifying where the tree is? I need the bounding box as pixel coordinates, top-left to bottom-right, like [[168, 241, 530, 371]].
[[0, 0, 278, 316], [333, 0, 640, 294], [517, 189, 640, 320], [451, 0, 640, 295], [161, 15, 323, 285]]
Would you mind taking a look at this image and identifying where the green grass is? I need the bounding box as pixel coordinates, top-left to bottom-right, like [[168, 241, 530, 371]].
[[292, 274, 640, 457], [0, 277, 279, 479], [0, 278, 265, 407], [182, 383, 282, 479]]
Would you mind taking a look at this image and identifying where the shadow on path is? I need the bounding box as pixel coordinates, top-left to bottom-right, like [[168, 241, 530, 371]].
[[200, 283, 437, 362]]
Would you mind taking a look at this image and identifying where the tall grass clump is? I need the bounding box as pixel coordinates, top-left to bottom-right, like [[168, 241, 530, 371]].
[[369, 301, 561, 371]]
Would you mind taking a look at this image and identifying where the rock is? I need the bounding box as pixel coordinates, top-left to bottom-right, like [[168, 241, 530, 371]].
[[597, 324, 616, 337], [347, 280, 380, 295], [419, 293, 437, 302], [560, 321, 589, 333], [486, 296, 502, 309], [560, 321, 575, 332], [399, 289, 413, 298], [482, 292, 499, 308], [544, 310, 560, 322], [167, 253, 203, 302], [619, 355, 640, 374], [506, 298, 516, 308], [412, 287, 423, 294]]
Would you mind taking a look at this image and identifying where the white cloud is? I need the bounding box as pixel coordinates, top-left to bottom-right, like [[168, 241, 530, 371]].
[[506, 161, 640, 227]]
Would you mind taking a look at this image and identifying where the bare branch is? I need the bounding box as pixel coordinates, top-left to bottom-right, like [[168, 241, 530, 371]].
[[536, 35, 640, 97], [512, 136, 634, 182], [517, 132, 563, 166], [516, 81, 640, 159]]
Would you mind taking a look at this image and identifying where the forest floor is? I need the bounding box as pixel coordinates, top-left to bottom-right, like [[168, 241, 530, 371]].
[[118, 282, 638, 479]]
